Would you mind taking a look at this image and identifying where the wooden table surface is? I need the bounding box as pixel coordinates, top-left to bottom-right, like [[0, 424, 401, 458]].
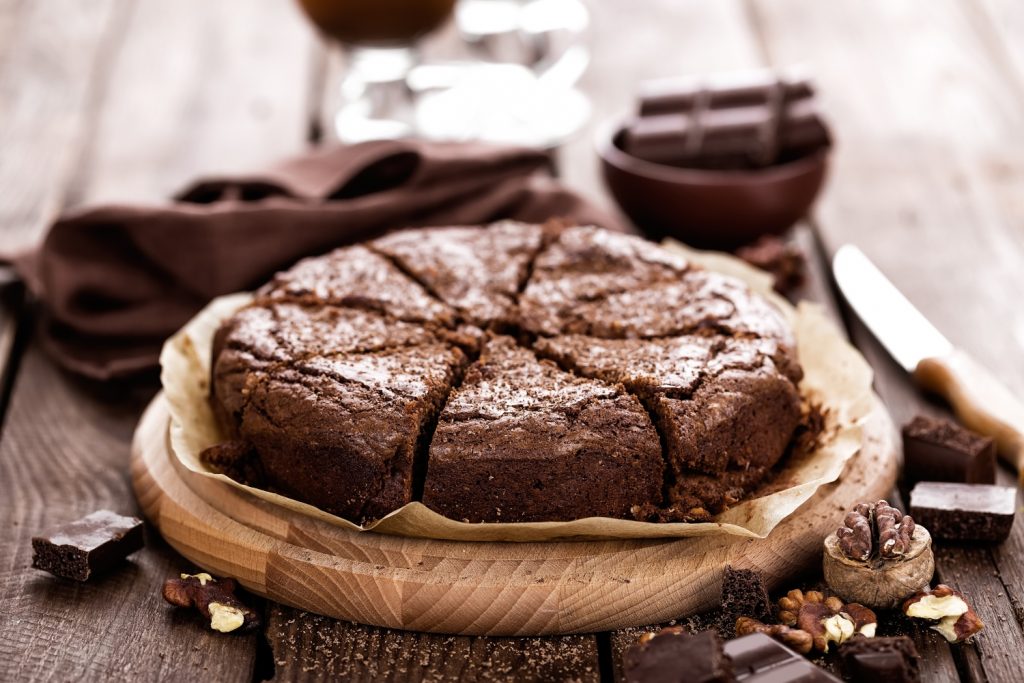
[[3, 1, 1024, 681]]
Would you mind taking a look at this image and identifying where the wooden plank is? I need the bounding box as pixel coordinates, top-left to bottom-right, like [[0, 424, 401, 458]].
[[0, 0, 318, 680], [0, 0, 126, 425], [266, 606, 601, 682], [0, 348, 261, 682], [935, 543, 1024, 683], [0, 0, 125, 248], [751, 2, 1024, 681], [67, 0, 316, 206], [747, 0, 1024, 147]]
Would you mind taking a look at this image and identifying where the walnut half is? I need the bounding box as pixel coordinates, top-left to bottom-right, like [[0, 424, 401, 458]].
[[823, 500, 934, 608], [903, 585, 984, 643], [735, 617, 813, 654], [162, 572, 261, 633], [756, 590, 876, 653]]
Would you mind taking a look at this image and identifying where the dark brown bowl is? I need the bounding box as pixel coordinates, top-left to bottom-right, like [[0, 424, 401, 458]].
[[598, 121, 830, 249]]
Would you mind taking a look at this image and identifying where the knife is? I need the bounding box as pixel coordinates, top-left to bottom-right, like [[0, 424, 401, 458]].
[[833, 244, 1024, 483]]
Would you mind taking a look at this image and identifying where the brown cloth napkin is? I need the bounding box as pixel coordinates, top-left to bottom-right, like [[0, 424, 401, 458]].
[[11, 140, 624, 380]]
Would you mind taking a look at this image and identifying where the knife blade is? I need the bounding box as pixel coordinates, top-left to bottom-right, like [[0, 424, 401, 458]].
[[833, 244, 1024, 483]]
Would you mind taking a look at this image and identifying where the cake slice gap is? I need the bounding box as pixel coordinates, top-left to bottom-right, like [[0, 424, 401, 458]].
[[534, 334, 802, 521], [371, 221, 546, 329], [421, 336, 664, 523]]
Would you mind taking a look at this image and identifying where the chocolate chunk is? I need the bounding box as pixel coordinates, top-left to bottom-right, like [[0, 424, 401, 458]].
[[735, 236, 807, 295], [725, 633, 841, 682], [909, 482, 1016, 542], [637, 71, 815, 117], [624, 628, 734, 683], [625, 71, 831, 171], [901, 416, 995, 486], [839, 636, 920, 683], [719, 566, 773, 637], [32, 510, 145, 581]]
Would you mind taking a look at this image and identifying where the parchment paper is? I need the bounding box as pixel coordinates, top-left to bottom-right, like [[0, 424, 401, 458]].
[[161, 242, 874, 542]]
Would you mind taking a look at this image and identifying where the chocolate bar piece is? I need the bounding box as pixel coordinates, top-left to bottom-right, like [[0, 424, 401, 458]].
[[901, 415, 995, 486], [725, 633, 841, 682], [909, 482, 1016, 542], [32, 510, 144, 581], [624, 71, 830, 171], [638, 70, 814, 117], [719, 566, 772, 637], [840, 636, 920, 683], [624, 628, 733, 683]]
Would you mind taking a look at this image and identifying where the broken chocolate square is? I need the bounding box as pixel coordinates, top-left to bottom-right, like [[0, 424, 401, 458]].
[[719, 565, 772, 637], [901, 416, 995, 486], [624, 628, 733, 683], [909, 482, 1016, 542], [32, 510, 144, 581], [725, 633, 841, 681], [839, 635, 920, 683]]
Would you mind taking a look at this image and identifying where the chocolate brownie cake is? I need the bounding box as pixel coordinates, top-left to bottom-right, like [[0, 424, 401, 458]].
[[207, 222, 804, 524]]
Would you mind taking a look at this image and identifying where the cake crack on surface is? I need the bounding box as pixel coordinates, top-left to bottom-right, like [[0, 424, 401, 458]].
[[365, 243, 454, 320]]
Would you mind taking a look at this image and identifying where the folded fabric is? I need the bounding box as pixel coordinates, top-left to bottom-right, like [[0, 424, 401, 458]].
[[10, 140, 624, 380]]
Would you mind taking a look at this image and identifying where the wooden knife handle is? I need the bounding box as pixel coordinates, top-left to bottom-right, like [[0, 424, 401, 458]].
[[914, 349, 1024, 484]]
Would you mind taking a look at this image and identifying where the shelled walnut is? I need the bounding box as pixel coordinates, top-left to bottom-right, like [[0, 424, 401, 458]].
[[903, 585, 984, 643], [823, 500, 934, 608], [162, 572, 260, 633], [735, 617, 813, 654], [738, 589, 876, 654]]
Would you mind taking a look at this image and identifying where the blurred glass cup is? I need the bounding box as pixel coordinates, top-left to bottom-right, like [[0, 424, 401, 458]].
[[296, 0, 457, 142]]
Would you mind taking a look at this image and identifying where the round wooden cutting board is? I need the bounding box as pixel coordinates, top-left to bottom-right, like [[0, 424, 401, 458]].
[[131, 393, 897, 636]]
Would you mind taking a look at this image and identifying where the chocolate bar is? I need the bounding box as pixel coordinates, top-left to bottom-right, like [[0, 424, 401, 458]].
[[839, 636, 920, 683], [624, 628, 733, 683], [901, 415, 995, 486], [725, 633, 841, 682], [909, 482, 1016, 542], [32, 510, 144, 581], [638, 71, 814, 117], [623, 70, 831, 171]]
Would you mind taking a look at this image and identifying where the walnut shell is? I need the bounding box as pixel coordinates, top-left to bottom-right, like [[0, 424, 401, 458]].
[[823, 525, 934, 608]]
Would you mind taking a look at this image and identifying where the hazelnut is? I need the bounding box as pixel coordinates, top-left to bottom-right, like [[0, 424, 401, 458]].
[[823, 500, 934, 608], [903, 585, 984, 643], [735, 617, 813, 654], [162, 572, 260, 633]]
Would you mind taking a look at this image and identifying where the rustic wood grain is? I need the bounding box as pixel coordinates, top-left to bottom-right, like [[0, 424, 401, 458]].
[[0, 0, 126, 248], [750, 2, 1024, 681], [0, 348, 259, 682], [265, 607, 601, 682], [67, 0, 316, 206], [0, 0, 319, 680]]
